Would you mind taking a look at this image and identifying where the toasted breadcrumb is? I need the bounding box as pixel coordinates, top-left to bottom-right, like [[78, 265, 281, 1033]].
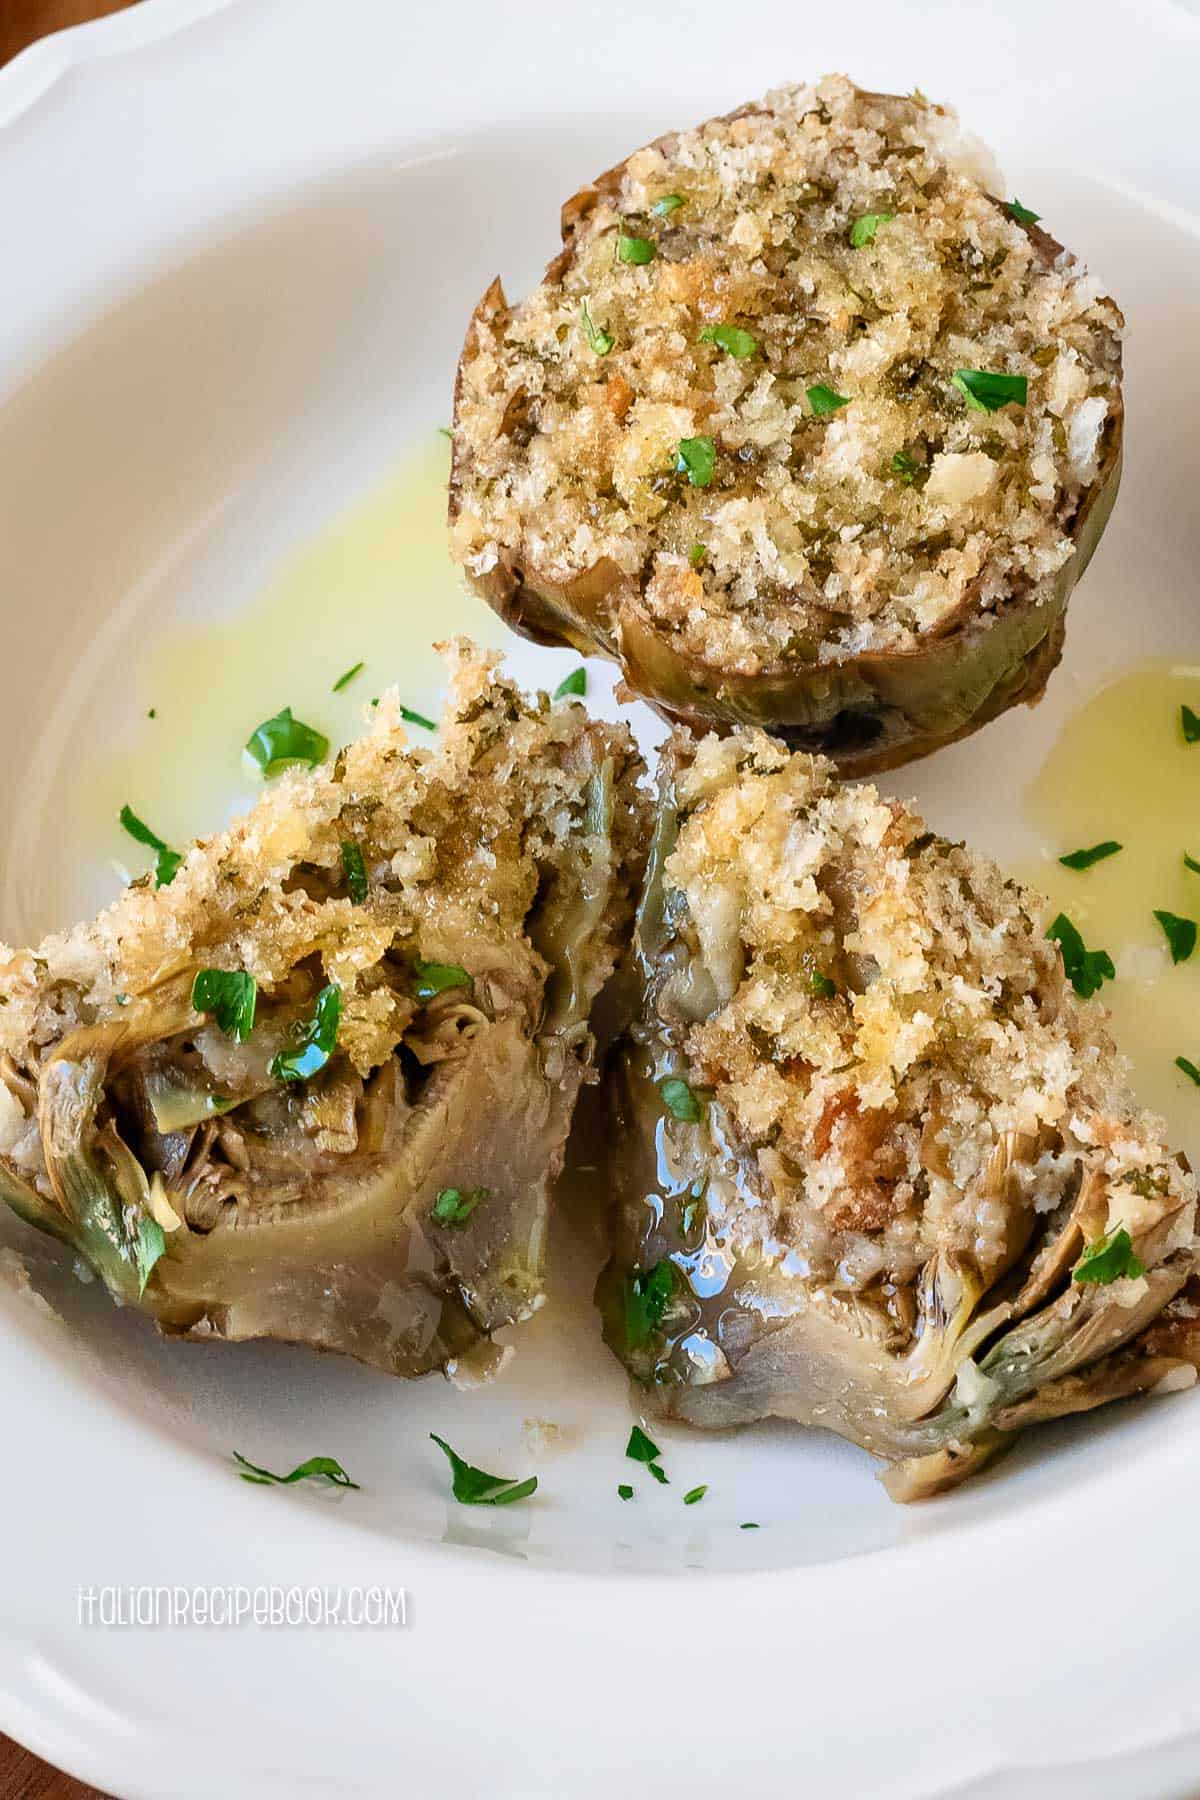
[[452, 75, 1122, 673], [659, 730, 1194, 1291]]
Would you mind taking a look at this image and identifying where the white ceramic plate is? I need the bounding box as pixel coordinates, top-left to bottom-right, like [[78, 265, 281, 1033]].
[[3, 1, 1200, 1793]]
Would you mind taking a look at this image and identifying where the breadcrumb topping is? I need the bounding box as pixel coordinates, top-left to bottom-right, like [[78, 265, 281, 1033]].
[[657, 730, 1193, 1290], [452, 75, 1123, 673]]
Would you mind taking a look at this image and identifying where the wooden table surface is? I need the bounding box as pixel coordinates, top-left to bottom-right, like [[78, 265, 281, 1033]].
[[0, 8, 139, 1790]]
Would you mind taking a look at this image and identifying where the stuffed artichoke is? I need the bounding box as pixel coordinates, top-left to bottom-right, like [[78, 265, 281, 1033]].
[[450, 75, 1123, 773], [0, 645, 646, 1383], [598, 729, 1199, 1497]]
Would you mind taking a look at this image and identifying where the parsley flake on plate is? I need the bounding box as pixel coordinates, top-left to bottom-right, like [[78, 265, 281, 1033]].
[[553, 667, 587, 700], [849, 211, 893, 247], [245, 707, 329, 776], [952, 369, 1027, 412], [119, 805, 183, 888], [699, 322, 757, 359], [1154, 909, 1197, 964], [659, 1077, 703, 1122], [1047, 913, 1115, 999], [341, 839, 369, 903], [234, 1451, 359, 1489], [430, 1434, 536, 1506], [807, 383, 849, 416], [676, 435, 715, 488], [1059, 841, 1122, 871], [431, 1186, 488, 1227]]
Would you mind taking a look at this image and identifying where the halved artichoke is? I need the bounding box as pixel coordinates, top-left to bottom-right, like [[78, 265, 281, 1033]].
[[0, 644, 647, 1382], [450, 76, 1124, 773], [598, 730, 1199, 1497]]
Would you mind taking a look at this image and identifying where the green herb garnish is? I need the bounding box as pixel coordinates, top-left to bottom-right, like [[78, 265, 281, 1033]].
[[147, 708, 157, 720], [1175, 1055, 1200, 1086], [740, 1522, 760, 1530], [1155, 909, 1197, 964], [647, 1462, 669, 1485], [431, 1187, 488, 1227], [625, 1262, 676, 1349], [119, 805, 183, 888], [699, 323, 757, 359], [191, 968, 257, 1042], [553, 667, 587, 700], [689, 542, 707, 569], [810, 971, 836, 998], [269, 984, 341, 1083], [1181, 705, 1200, 743], [652, 194, 684, 216], [849, 211, 894, 247], [399, 704, 436, 731], [341, 840, 368, 903], [580, 298, 613, 356], [890, 451, 920, 484], [807, 383, 850, 416], [1047, 913, 1115, 999], [683, 1485, 707, 1505], [413, 959, 471, 1002], [1185, 853, 1200, 875], [245, 707, 329, 776], [618, 1483, 634, 1500], [660, 1076, 703, 1121], [952, 369, 1027, 412], [1073, 1227, 1145, 1287], [1007, 198, 1041, 226], [1059, 840, 1122, 871], [332, 661, 364, 693], [676, 435, 715, 488], [134, 1215, 165, 1297], [617, 233, 655, 265], [626, 1425, 660, 1464], [234, 1451, 359, 1489], [430, 1434, 537, 1506]]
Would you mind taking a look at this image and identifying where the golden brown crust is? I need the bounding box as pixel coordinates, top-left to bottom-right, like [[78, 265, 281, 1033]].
[[449, 76, 1124, 770]]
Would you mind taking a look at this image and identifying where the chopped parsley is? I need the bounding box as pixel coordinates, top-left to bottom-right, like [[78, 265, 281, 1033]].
[[625, 1262, 676, 1349], [245, 707, 329, 776], [234, 1451, 359, 1489], [133, 1215, 165, 1297], [1047, 913, 1114, 999], [1059, 840, 1122, 871], [617, 233, 655, 265], [1175, 1055, 1200, 1087], [807, 383, 850, 416], [340, 839, 368, 903], [618, 1483, 634, 1500], [1073, 1227, 1146, 1287], [652, 193, 684, 216], [659, 1076, 703, 1122], [625, 1425, 664, 1481], [676, 435, 715, 488], [1185, 853, 1200, 875], [399, 704, 436, 731], [332, 661, 364, 693], [413, 959, 471, 1002], [952, 369, 1028, 412], [1155, 909, 1197, 964], [580, 297, 613, 357], [698, 323, 757, 359], [689, 542, 707, 569], [553, 667, 587, 700], [1181, 704, 1200, 743], [431, 1186, 488, 1227], [430, 1434, 536, 1506], [849, 211, 894, 247], [740, 1522, 760, 1530], [810, 971, 837, 998], [147, 708, 157, 720], [191, 968, 258, 1042], [1007, 198, 1041, 226], [683, 1485, 707, 1506], [890, 450, 920, 484], [269, 984, 341, 1083], [119, 805, 182, 888]]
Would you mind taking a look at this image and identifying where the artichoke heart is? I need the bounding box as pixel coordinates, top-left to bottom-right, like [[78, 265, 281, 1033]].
[[0, 643, 647, 1381], [597, 730, 1200, 1498]]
